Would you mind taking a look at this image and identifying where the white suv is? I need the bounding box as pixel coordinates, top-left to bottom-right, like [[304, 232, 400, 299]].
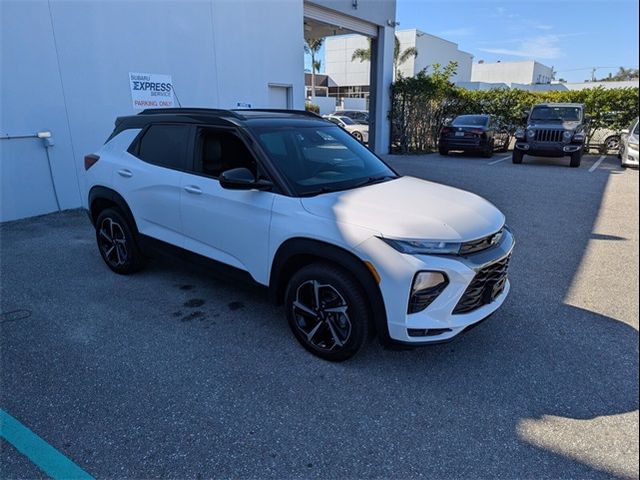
[[84, 108, 514, 361]]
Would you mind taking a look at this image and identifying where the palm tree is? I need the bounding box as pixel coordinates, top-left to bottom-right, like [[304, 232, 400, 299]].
[[351, 35, 418, 80], [304, 38, 324, 98]]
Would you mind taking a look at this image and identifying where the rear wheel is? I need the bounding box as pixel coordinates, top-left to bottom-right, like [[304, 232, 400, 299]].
[[512, 149, 524, 164], [482, 142, 494, 158], [284, 263, 370, 361], [439, 146, 449, 156], [95, 208, 145, 274], [352, 131, 363, 142], [600, 135, 620, 154], [570, 150, 582, 168]]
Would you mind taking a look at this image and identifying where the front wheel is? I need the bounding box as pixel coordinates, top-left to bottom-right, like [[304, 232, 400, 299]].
[[570, 150, 582, 168], [512, 149, 524, 164], [95, 208, 145, 274], [285, 263, 370, 361]]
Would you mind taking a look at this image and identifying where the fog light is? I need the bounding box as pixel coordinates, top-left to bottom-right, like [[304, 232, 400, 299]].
[[408, 271, 448, 314], [407, 328, 452, 337]]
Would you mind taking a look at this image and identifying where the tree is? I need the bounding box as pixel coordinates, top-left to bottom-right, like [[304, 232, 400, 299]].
[[351, 35, 418, 80], [304, 38, 324, 98]]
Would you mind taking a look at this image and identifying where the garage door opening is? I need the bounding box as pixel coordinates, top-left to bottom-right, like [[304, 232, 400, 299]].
[[303, 1, 392, 153]]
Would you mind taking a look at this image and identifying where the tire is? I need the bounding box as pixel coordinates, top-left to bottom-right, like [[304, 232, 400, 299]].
[[499, 137, 510, 153], [569, 150, 582, 168], [352, 131, 363, 142], [600, 135, 620, 155], [439, 146, 448, 156], [95, 208, 145, 274], [512, 149, 524, 164], [284, 262, 370, 361], [482, 143, 494, 158]]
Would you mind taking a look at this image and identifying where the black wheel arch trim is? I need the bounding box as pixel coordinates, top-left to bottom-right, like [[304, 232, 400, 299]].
[[88, 186, 138, 234], [269, 237, 391, 345]]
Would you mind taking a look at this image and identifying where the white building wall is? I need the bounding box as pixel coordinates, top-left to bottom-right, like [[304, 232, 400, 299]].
[[402, 30, 472, 82], [325, 28, 473, 85], [325, 35, 371, 87], [1, 0, 305, 222], [471, 60, 553, 85]]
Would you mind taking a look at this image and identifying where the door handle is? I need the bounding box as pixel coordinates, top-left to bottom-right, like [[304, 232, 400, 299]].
[[117, 169, 133, 178], [184, 185, 202, 195]]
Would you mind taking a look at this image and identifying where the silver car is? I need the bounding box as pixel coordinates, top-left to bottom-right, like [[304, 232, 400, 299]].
[[619, 118, 639, 168]]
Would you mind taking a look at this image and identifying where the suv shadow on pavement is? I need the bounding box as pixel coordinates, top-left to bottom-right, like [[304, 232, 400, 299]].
[[0, 156, 637, 478]]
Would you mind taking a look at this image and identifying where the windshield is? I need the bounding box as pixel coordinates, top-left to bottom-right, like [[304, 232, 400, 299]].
[[530, 106, 582, 122], [452, 115, 488, 127], [338, 117, 355, 125], [253, 125, 396, 196]]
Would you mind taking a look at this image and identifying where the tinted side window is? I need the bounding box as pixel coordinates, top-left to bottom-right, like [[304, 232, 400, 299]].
[[137, 124, 191, 170], [195, 128, 257, 178]]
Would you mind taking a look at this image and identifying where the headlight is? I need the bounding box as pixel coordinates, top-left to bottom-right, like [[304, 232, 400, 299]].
[[572, 132, 586, 142], [515, 128, 525, 140], [408, 271, 449, 313], [380, 237, 461, 255], [526, 129, 535, 138], [563, 131, 572, 141]]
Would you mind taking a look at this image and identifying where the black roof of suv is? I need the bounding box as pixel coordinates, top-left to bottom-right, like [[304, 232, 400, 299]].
[[109, 108, 326, 140]]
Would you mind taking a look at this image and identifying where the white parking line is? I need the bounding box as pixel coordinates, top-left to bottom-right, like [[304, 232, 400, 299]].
[[488, 155, 511, 165], [589, 155, 607, 172]]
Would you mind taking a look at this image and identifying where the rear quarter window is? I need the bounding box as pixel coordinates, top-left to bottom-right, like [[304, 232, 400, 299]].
[[136, 124, 191, 170]]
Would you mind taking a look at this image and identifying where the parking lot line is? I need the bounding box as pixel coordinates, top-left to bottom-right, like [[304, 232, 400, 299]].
[[0, 409, 94, 480], [589, 155, 607, 173], [488, 155, 511, 165]]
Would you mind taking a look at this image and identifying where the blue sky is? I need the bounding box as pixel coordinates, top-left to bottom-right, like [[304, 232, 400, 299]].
[[306, 0, 639, 83]]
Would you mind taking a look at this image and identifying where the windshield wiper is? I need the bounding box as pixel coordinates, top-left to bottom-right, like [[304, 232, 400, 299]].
[[531, 117, 563, 122], [351, 175, 396, 189]]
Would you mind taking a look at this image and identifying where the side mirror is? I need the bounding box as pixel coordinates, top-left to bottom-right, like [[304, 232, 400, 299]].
[[521, 110, 529, 121], [584, 115, 592, 123], [219, 167, 272, 191]]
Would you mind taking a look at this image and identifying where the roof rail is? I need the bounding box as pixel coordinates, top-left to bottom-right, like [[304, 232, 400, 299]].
[[232, 108, 322, 118], [138, 107, 243, 119]]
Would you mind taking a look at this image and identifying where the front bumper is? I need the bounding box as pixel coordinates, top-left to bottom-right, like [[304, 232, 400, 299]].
[[356, 228, 515, 345], [515, 141, 582, 157], [622, 147, 639, 166]]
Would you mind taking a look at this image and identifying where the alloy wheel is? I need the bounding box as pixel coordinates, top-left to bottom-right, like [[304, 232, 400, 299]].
[[98, 217, 128, 267], [292, 280, 352, 351]]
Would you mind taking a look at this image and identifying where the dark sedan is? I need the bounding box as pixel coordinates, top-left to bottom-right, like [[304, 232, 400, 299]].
[[439, 114, 510, 158]]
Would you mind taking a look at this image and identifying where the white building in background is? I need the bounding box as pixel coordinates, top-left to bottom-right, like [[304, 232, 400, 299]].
[[394, 29, 473, 81], [471, 60, 554, 85], [1, 0, 397, 221], [323, 28, 473, 99]]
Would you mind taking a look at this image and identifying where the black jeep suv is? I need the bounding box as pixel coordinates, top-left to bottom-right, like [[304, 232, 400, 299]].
[[513, 103, 588, 167]]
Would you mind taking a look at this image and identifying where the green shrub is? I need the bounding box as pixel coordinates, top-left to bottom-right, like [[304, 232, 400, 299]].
[[390, 62, 640, 153], [305, 101, 320, 114]]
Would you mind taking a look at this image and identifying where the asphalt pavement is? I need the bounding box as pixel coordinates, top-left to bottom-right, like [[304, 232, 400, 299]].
[[1, 152, 638, 479]]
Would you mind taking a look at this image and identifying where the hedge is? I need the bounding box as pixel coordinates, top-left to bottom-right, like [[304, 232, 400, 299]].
[[390, 63, 640, 153]]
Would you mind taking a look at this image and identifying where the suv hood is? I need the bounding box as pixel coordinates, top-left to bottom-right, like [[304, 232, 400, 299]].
[[300, 176, 505, 241], [528, 120, 581, 131]]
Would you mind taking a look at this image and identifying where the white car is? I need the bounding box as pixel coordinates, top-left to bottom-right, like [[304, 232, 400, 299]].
[[84, 108, 514, 361], [619, 117, 639, 168], [323, 114, 369, 143]]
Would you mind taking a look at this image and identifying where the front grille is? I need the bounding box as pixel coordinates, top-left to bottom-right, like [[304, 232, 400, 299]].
[[460, 228, 504, 255], [453, 254, 511, 314], [534, 129, 563, 143]]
